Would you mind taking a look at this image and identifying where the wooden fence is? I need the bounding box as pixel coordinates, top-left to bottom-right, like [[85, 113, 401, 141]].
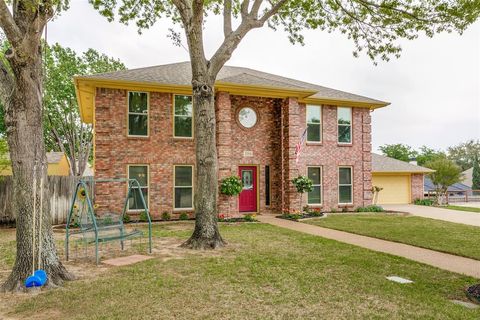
[[0, 176, 92, 225]]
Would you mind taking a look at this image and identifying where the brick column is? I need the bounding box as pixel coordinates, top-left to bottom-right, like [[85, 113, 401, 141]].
[[281, 97, 301, 212], [215, 92, 234, 215], [362, 111, 373, 206]]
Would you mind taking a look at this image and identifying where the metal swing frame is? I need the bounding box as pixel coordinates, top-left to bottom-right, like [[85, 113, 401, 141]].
[[65, 178, 152, 265]]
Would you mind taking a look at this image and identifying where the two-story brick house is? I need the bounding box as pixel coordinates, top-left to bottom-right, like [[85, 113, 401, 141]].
[[74, 62, 389, 219]]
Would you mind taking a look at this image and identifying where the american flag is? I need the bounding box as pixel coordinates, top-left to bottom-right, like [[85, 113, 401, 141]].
[[295, 128, 307, 164]]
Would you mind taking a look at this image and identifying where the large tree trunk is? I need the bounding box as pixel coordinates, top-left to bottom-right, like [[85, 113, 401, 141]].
[[181, 61, 225, 249], [1, 38, 73, 292]]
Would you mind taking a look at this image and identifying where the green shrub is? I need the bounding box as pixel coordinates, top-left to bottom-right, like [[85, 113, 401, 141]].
[[123, 213, 131, 223], [330, 208, 337, 213], [162, 211, 171, 221], [244, 214, 256, 222], [414, 198, 434, 206], [179, 212, 189, 220], [356, 205, 385, 212], [220, 176, 243, 196], [139, 211, 149, 222], [281, 212, 303, 220]]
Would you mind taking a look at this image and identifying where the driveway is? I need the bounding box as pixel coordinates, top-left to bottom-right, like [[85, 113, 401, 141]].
[[383, 204, 480, 227]]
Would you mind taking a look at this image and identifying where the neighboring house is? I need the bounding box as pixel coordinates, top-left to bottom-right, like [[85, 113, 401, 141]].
[[0, 152, 70, 176], [371, 153, 434, 204], [423, 177, 471, 196], [75, 62, 390, 218], [461, 167, 473, 188]]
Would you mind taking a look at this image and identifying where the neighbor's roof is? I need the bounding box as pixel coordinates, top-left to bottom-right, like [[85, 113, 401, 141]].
[[3, 152, 65, 164], [461, 167, 473, 187], [424, 177, 471, 192], [371, 153, 435, 173], [75, 61, 390, 123]]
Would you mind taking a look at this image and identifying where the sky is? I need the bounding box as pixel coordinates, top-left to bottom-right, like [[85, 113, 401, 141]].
[[48, 1, 480, 152]]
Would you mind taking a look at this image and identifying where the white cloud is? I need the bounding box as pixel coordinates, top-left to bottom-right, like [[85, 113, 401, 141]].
[[48, 1, 480, 152]]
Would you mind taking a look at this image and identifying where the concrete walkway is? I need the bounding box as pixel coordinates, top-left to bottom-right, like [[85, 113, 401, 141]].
[[257, 215, 480, 278], [383, 204, 480, 227]]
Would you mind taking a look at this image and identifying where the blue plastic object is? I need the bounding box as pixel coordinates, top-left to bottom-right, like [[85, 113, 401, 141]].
[[25, 270, 47, 288]]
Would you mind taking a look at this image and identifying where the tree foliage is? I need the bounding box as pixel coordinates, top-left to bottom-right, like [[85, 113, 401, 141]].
[[220, 175, 243, 196], [0, 137, 8, 175], [447, 139, 480, 171], [43, 43, 125, 176], [91, 0, 480, 63], [472, 157, 480, 190], [379, 143, 416, 162], [426, 158, 463, 205], [416, 146, 446, 167]]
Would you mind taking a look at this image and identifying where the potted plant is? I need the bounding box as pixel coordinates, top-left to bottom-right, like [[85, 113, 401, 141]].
[[292, 175, 313, 213], [220, 175, 243, 219]]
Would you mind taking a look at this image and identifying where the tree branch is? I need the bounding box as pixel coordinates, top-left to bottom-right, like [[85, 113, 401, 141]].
[[240, 0, 249, 19], [0, 58, 14, 107], [223, 0, 232, 37], [0, 0, 21, 46]]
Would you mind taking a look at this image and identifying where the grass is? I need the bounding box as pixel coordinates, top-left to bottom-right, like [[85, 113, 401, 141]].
[[304, 213, 480, 260], [2, 222, 480, 319], [443, 205, 480, 213]]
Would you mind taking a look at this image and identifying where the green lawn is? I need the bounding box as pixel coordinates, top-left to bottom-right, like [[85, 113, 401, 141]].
[[2, 222, 480, 319], [443, 205, 480, 213], [305, 213, 480, 260]]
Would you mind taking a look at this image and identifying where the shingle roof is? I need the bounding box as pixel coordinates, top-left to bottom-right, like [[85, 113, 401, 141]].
[[461, 168, 473, 188], [3, 152, 65, 164], [79, 61, 388, 106], [371, 153, 435, 173], [46, 152, 65, 164], [424, 177, 471, 192]]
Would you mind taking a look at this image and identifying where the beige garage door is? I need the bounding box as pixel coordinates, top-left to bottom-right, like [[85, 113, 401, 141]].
[[371, 174, 411, 204]]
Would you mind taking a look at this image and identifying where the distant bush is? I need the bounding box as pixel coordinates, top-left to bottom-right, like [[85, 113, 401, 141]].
[[356, 205, 385, 212], [179, 212, 189, 220], [139, 211, 149, 222], [414, 198, 434, 206], [244, 214, 256, 222], [162, 211, 171, 221]]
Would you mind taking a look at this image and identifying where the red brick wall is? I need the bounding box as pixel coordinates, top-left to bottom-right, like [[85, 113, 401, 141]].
[[411, 173, 425, 202], [291, 104, 372, 211], [94, 88, 373, 218]]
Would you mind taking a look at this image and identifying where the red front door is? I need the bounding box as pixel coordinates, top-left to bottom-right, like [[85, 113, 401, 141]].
[[239, 166, 257, 212]]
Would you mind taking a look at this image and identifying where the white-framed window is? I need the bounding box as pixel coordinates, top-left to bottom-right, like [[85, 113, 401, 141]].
[[307, 166, 322, 205], [306, 105, 322, 142], [128, 91, 148, 136], [174, 95, 193, 138], [174, 165, 194, 209], [128, 165, 149, 210], [337, 107, 352, 144], [338, 166, 353, 204]]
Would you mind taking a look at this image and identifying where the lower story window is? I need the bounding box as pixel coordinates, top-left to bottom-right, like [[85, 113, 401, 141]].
[[174, 165, 193, 209], [339, 166, 353, 204], [128, 165, 149, 210], [308, 167, 322, 204]]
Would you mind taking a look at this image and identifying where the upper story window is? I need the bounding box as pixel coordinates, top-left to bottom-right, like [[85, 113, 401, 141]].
[[337, 107, 352, 144], [174, 95, 193, 138], [306, 105, 322, 142], [128, 165, 149, 210], [128, 92, 148, 136], [238, 107, 257, 129]]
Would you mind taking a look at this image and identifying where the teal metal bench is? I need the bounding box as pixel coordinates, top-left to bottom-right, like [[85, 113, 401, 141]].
[[65, 179, 152, 265]]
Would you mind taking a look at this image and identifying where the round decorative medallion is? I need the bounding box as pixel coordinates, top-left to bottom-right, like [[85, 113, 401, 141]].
[[238, 107, 258, 128]]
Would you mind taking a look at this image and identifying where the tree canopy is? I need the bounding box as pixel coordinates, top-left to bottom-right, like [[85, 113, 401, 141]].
[[379, 143, 417, 162], [472, 156, 480, 190], [447, 139, 480, 171], [426, 158, 463, 204], [43, 43, 125, 175]]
